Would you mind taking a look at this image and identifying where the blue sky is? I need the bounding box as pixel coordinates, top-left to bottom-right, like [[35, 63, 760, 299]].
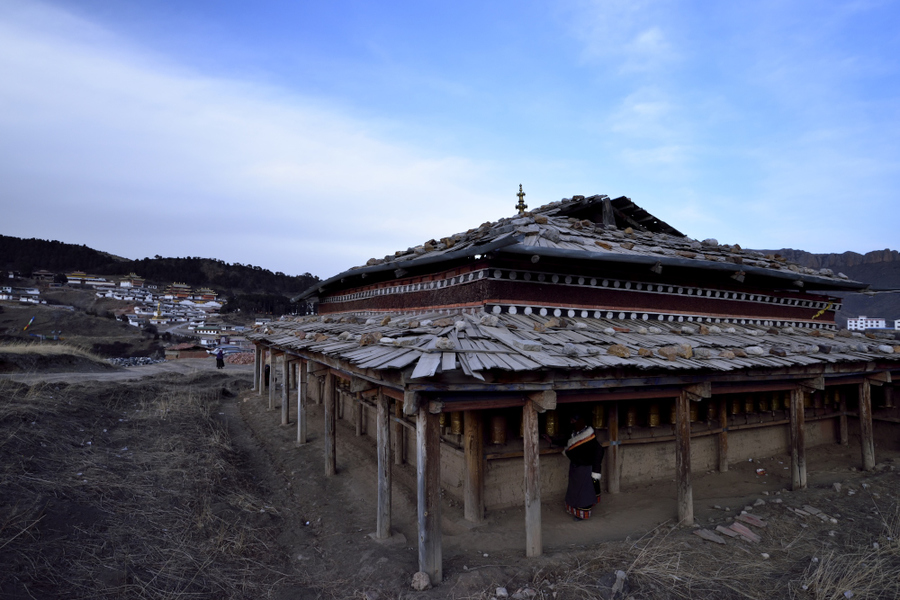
[[1, 0, 898, 278]]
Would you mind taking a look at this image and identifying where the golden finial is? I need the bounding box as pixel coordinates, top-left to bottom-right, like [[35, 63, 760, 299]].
[[515, 184, 527, 215]]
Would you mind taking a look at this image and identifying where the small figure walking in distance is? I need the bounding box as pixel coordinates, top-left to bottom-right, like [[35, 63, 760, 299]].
[[215, 349, 225, 370]]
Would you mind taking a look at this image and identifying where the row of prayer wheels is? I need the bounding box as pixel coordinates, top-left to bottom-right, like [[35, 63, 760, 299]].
[[439, 389, 844, 444]]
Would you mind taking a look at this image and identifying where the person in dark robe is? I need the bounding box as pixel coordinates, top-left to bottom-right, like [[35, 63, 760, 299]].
[[215, 349, 225, 370], [562, 415, 605, 521]]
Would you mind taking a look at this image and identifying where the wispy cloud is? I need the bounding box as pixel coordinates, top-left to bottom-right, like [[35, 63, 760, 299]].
[[0, 1, 502, 276]]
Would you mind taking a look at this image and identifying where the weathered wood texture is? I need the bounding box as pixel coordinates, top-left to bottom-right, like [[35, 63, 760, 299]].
[[257, 347, 267, 396], [523, 401, 542, 557], [606, 402, 620, 494], [675, 390, 693, 526], [297, 360, 308, 445], [417, 407, 442, 584], [324, 371, 336, 477], [859, 380, 876, 471], [281, 355, 290, 425], [356, 396, 364, 437], [790, 388, 807, 490], [376, 390, 392, 539], [463, 410, 484, 523], [717, 397, 728, 472]]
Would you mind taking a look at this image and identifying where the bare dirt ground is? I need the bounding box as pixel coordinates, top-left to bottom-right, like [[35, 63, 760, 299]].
[[2, 354, 898, 599]]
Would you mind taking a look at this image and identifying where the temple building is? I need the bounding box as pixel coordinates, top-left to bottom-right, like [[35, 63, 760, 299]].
[[248, 192, 899, 585]]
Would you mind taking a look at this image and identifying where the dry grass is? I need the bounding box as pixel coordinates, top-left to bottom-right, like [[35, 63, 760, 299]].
[[0, 374, 299, 599], [0, 340, 103, 359]]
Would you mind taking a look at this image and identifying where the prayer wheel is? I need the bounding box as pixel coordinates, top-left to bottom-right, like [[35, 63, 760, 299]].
[[490, 415, 507, 445], [545, 410, 559, 437], [784, 392, 791, 409], [731, 397, 742, 415], [744, 395, 755, 414], [450, 411, 463, 435], [592, 404, 605, 429], [823, 388, 833, 407], [626, 404, 637, 428], [670, 402, 677, 425], [758, 394, 769, 412], [439, 412, 447, 428], [804, 392, 812, 409], [689, 402, 699, 422], [813, 391, 823, 409], [771, 392, 782, 411], [706, 400, 717, 421], [648, 403, 660, 427]]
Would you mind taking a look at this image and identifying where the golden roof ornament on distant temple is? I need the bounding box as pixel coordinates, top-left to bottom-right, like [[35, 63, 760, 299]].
[[515, 184, 527, 215]]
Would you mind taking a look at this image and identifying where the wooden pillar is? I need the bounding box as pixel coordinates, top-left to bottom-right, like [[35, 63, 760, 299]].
[[859, 380, 876, 471], [789, 388, 807, 490], [324, 371, 336, 477], [675, 391, 693, 526], [463, 411, 484, 523], [253, 344, 261, 391], [523, 401, 541, 557], [375, 389, 392, 539], [838, 389, 849, 446], [268, 352, 278, 411], [416, 406, 442, 585], [257, 348, 267, 396], [355, 396, 364, 437], [281, 356, 290, 425], [393, 399, 404, 465], [717, 397, 728, 472], [885, 385, 894, 409], [606, 402, 620, 494], [297, 360, 308, 445]]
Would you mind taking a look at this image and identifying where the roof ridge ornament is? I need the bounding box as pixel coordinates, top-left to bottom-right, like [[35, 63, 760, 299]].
[[516, 184, 528, 215]]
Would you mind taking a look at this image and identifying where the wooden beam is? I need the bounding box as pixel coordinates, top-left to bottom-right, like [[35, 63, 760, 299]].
[[885, 385, 894, 409], [528, 390, 557, 413], [257, 347, 267, 397], [355, 395, 364, 437], [789, 388, 807, 490], [463, 411, 484, 523], [717, 397, 728, 472], [838, 389, 849, 446], [684, 381, 712, 401], [869, 372, 892, 384], [606, 402, 620, 494], [416, 407, 442, 585], [859, 380, 875, 471], [281, 353, 290, 426], [403, 390, 421, 416], [297, 359, 308, 445], [601, 198, 616, 227], [351, 376, 378, 394], [675, 389, 693, 526], [800, 376, 825, 392], [523, 401, 542, 557], [375, 389, 392, 539], [324, 371, 336, 477]]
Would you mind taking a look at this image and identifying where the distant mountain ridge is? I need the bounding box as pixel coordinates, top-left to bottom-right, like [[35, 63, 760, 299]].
[[0, 234, 320, 312], [758, 248, 900, 328]]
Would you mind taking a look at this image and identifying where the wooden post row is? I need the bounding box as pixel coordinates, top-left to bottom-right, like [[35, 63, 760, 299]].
[[675, 390, 693, 526], [523, 401, 542, 557], [789, 388, 807, 490], [463, 411, 484, 523], [324, 371, 336, 477], [297, 360, 308, 445], [859, 380, 875, 471], [281, 355, 290, 426]]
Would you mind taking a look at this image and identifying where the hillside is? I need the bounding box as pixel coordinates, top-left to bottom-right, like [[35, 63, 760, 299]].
[[760, 248, 900, 327], [0, 234, 320, 305]]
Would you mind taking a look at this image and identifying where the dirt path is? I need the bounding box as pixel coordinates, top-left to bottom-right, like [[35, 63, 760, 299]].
[[0, 358, 255, 384]]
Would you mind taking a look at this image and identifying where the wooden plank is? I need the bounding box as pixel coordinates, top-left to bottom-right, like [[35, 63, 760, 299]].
[[253, 344, 261, 392], [528, 390, 557, 412], [859, 379, 875, 471], [463, 411, 484, 523], [297, 359, 308, 445], [523, 401, 542, 557], [676, 390, 693, 526], [376, 390, 392, 539], [441, 352, 457, 371], [607, 402, 620, 494], [355, 395, 364, 437], [417, 407, 442, 584], [718, 397, 728, 473], [269, 351, 278, 411], [693, 529, 726, 545], [411, 354, 442, 380], [324, 371, 336, 477], [789, 388, 807, 490]]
